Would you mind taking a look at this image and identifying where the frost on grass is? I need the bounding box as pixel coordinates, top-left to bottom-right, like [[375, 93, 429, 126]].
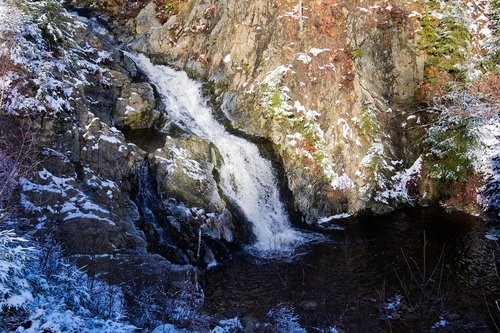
[[265, 304, 306, 333], [0, 228, 135, 332], [0, 0, 109, 117]]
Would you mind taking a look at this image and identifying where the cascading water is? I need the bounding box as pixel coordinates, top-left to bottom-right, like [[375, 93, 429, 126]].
[[129, 53, 304, 253]]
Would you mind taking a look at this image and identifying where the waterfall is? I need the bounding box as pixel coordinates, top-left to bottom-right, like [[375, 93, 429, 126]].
[[129, 54, 304, 253]]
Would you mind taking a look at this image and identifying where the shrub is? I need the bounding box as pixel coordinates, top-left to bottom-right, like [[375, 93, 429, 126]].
[[355, 104, 380, 140], [358, 142, 392, 202], [266, 304, 306, 333], [424, 112, 478, 184], [0, 229, 34, 315], [169, 271, 212, 331]]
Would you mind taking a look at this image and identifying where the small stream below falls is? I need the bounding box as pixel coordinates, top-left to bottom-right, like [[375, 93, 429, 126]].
[[203, 208, 500, 332]]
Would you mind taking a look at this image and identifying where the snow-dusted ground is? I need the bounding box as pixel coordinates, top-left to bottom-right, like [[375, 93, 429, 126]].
[[476, 114, 500, 213]]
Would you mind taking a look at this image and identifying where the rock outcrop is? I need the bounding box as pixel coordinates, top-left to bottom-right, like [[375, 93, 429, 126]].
[[121, 0, 426, 221], [1, 1, 236, 283]]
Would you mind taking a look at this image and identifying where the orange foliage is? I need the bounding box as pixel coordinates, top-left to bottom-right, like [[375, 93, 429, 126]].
[[470, 74, 500, 105], [416, 67, 453, 104], [446, 173, 485, 212]]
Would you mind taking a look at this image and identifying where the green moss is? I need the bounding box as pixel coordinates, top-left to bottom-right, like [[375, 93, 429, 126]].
[[212, 167, 220, 183], [183, 67, 199, 79], [164, 1, 181, 13], [350, 47, 365, 60], [223, 120, 233, 130], [314, 150, 328, 168], [127, 108, 161, 128], [212, 81, 229, 97], [270, 89, 282, 109], [233, 59, 251, 73], [210, 143, 223, 169], [166, 123, 185, 137]]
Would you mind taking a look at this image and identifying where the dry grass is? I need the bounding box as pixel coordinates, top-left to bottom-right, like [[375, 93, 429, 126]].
[[0, 117, 41, 210]]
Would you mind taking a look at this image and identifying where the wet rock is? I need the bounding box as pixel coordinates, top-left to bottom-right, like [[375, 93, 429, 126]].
[[299, 299, 319, 312], [200, 209, 234, 242], [123, 53, 138, 77], [135, 2, 160, 36], [113, 79, 161, 130], [241, 316, 259, 333], [81, 116, 145, 182], [152, 135, 225, 212]]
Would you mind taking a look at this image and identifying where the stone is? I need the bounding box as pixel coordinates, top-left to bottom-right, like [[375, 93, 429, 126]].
[[113, 80, 160, 130], [152, 135, 225, 212], [241, 316, 259, 333], [135, 2, 160, 36], [123, 53, 138, 77], [299, 299, 319, 312], [165, 15, 178, 30]]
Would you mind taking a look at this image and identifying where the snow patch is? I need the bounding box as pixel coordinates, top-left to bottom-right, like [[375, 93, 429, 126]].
[[309, 48, 330, 56], [297, 54, 312, 64], [318, 213, 352, 224]]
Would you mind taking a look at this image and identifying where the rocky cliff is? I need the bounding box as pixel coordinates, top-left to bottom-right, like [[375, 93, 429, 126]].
[[0, 0, 239, 285], [88, 0, 498, 222]]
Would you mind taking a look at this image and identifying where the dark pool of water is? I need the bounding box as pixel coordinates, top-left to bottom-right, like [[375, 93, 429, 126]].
[[123, 128, 167, 153], [202, 208, 500, 332]]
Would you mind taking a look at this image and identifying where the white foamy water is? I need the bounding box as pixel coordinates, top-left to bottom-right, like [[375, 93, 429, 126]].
[[129, 53, 305, 253]]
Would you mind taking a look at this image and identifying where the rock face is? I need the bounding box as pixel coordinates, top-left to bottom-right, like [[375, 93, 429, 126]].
[[3, 0, 496, 329], [123, 0, 426, 221], [152, 135, 224, 211], [113, 76, 162, 129], [4, 3, 236, 283]]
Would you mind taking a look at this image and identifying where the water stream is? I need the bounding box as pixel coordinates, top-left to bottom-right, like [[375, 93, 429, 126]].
[[203, 208, 500, 331], [129, 54, 304, 254]]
